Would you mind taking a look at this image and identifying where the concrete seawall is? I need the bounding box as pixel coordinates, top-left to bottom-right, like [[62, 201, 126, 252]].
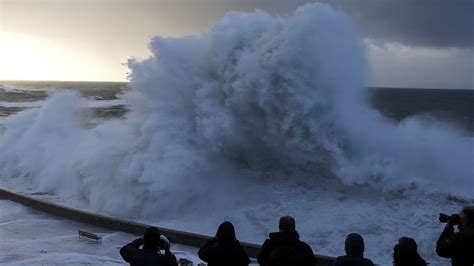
[[0, 187, 335, 265]]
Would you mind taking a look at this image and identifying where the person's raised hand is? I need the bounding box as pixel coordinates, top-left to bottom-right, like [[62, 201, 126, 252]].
[[160, 235, 171, 251]]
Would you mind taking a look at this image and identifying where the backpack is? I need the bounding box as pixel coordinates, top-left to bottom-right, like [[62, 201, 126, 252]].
[[268, 242, 305, 266]]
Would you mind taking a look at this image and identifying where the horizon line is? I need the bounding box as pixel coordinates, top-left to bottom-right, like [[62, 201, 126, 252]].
[[0, 80, 472, 90], [0, 79, 128, 83]]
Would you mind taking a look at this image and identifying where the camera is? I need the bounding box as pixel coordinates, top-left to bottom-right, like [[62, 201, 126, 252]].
[[439, 213, 460, 225], [158, 235, 170, 250], [158, 239, 166, 249]]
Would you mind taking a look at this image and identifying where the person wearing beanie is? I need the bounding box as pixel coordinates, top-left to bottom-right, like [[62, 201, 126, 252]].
[[257, 216, 317, 266]]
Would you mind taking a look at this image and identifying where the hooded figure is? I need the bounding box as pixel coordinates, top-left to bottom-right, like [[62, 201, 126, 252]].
[[216, 221, 236, 244], [393, 237, 427, 266], [333, 233, 374, 266], [198, 221, 250, 266]]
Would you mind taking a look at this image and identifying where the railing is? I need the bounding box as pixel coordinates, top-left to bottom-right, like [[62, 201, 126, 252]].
[[0, 186, 335, 265]]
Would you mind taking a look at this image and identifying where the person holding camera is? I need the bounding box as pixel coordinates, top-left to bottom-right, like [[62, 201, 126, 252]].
[[198, 221, 250, 266], [436, 206, 474, 266], [120, 226, 178, 266]]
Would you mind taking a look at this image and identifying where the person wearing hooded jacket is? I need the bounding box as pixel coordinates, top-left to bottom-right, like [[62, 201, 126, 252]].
[[198, 221, 250, 266], [333, 233, 374, 266], [257, 216, 317, 266], [393, 237, 427, 266], [436, 205, 474, 266]]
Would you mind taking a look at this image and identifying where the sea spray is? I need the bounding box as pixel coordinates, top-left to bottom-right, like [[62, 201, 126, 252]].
[[0, 4, 472, 263]]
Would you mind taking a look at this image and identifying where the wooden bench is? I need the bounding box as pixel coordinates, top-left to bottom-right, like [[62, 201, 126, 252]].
[[78, 230, 102, 242]]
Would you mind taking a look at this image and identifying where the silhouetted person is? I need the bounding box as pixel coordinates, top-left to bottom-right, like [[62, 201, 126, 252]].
[[120, 226, 177, 266], [198, 221, 250, 266], [257, 216, 317, 266], [333, 233, 374, 266], [393, 237, 427, 266], [436, 206, 474, 266]]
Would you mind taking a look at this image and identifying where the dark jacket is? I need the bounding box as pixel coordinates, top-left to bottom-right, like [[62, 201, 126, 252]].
[[198, 222, 250, 266], [436, 225, 474, 266], [257, 231, 317, 266], [120, 238, 178, 266], [198, 238, 250, 266], [334, 233, 374, 266], [393, 237, 427, 266], [333, 256, 374, 266]]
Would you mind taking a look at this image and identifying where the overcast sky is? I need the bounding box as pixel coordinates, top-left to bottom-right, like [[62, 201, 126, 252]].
[[0, 0, 472, 88]]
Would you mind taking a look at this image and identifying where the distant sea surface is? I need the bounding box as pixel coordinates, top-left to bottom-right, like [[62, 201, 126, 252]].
[[0, 80, 127, 119], [1, 80, 473, 133]]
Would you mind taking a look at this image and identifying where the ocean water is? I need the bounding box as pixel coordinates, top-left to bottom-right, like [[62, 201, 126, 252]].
[[1, 81, 472, 132], [0, 4, 473, 265], [369, 88, 474, 134], [0, 80, 127, 119]]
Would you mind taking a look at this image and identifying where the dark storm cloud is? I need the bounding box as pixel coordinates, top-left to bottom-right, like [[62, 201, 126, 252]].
[[233, 0, 474, 48], [317, 0, 474, 48], [7, 0, 472, 48]]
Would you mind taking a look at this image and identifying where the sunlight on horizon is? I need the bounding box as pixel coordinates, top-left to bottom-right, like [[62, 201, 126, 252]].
[[0, 31, 128, 82]]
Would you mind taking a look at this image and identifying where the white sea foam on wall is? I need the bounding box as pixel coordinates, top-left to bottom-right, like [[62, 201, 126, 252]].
[[0, 99, 125, 108], [0, 4, 472, 264]]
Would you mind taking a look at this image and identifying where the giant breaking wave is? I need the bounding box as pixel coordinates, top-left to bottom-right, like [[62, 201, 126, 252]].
[[0, 4, 472, 263]]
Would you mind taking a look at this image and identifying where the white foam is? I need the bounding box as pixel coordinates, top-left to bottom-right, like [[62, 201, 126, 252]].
[[85, 99, 126, 108], [0, 99, 125, 108], [0, 4, 470, 264], [0, 101, 43, 108], [0, 84, 44, 93], [1, 84, 23, 93]]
